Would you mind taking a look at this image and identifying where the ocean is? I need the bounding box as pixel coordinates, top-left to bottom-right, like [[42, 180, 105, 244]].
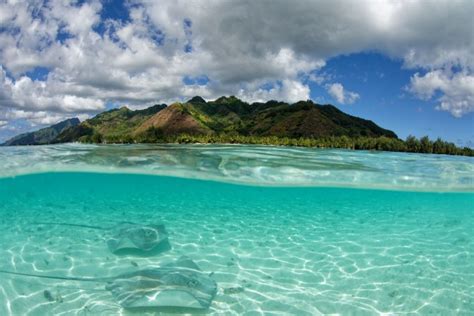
[[0, 144, 473, 315]]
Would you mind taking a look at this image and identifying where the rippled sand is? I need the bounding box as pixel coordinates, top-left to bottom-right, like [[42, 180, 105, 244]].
[[0, 173, 473, 315]]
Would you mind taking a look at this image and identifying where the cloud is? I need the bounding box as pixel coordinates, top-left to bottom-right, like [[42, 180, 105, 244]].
[[408, 70, 474, 117], [236, 79, 311, 104], [0, 0, 472, 137], [2, 109, 65, 125], [138, 0, 473, 112], [326, 83, 360, 105]]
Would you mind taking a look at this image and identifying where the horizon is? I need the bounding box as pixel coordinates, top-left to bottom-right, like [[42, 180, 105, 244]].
[[0, 1, 473, 146]]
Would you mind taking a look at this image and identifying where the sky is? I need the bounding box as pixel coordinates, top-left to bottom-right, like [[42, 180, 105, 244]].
[[0, 0, 473, 146]]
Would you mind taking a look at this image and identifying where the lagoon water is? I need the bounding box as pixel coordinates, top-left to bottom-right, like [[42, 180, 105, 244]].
[[0, 144, 473, 315]]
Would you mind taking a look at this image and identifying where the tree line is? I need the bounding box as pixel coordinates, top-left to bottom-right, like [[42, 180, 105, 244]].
[[80, 128, 473, 157]]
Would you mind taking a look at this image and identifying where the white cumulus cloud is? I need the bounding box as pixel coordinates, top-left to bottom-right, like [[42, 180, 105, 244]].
[[408, 70, 474, 117], [0, 0, 472, 138], [326, 83, 360, 105]]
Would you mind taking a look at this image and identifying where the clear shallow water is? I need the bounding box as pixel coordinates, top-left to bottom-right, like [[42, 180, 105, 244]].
[[0, 144, 473, 315]]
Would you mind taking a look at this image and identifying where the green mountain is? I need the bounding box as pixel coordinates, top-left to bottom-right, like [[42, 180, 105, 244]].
[[55, 96, 395, 143], [4, 96, 397, 145], [2, 118, 80, 146], [54, 104, 166, 143]]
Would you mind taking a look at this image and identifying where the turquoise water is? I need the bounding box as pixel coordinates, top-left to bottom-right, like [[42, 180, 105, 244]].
[[0, 144, 473, 315]]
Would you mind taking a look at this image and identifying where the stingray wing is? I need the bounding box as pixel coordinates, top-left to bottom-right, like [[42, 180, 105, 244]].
[[105, 257, 217, 310], [107, 223, 170, 255]]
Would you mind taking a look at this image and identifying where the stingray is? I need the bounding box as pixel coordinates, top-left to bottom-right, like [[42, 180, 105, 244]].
[[34, 221, 171, 256], [0, 256, 217, 311]]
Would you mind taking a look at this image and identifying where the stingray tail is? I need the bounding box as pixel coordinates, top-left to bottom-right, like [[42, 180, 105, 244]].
[[0, 269, 101, 282], [32, 222, 105, 230]]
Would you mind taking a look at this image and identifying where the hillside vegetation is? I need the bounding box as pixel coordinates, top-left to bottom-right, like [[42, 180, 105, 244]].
[[56, 96, 397, 143], [2, 118, 80, 146]]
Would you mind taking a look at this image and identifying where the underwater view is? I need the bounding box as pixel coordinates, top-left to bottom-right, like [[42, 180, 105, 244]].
[[0, 144, 473, 315]]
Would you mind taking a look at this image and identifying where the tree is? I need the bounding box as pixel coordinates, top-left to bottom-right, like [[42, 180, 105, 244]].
[[420, 136, 433, 154], [405, 135, 420, 152]]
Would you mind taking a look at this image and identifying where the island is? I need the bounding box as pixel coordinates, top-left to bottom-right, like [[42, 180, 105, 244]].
[[2, 96, 473, 156]]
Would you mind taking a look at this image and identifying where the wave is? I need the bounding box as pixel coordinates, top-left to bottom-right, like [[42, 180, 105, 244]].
[[0, 143, 473, 192]]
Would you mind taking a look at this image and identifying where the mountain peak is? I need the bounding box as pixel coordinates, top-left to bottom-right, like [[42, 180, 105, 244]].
[[214, 95, 243, 103], [61, 117, 80, 125], [188, 96, 206, 104]]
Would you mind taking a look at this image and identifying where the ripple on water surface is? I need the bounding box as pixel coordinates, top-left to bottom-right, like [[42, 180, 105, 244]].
[[0, 173, 473, 315], [0, 144, 473, 191]]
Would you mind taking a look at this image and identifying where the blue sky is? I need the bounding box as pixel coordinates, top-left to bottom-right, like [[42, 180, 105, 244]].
[[0, 0, 472, 146], [306, 53, 474, 147]]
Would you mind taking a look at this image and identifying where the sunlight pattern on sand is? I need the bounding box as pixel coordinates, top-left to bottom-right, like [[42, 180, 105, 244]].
[[0, 172, 473, 315]]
